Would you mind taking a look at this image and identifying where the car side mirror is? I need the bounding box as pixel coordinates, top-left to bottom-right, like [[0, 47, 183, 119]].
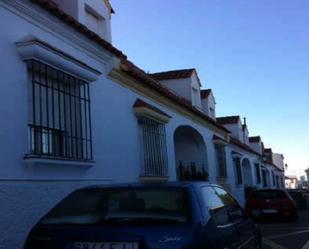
[[228, 209, 246, 222]]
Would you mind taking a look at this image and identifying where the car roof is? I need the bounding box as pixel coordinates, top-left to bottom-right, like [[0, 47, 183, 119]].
[[79, 181, 214, 190]]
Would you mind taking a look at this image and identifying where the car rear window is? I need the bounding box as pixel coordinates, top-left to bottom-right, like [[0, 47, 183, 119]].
[[41, 187, 189, 225], [289, 191, 302, 198], [250, 190, 286, 199]]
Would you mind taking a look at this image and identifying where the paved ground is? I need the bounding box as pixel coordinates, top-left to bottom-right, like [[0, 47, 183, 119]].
[[259, 203, 309, 249]]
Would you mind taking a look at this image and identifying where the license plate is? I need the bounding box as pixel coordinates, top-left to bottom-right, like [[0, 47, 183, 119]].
[[67, 242, 139, 249], [262, 209, 277, 214]]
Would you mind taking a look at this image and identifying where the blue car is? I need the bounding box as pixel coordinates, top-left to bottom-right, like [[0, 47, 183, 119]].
[[24, 182, 261, 249]]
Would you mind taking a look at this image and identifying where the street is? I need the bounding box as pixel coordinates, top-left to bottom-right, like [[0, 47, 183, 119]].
[[259, 207, 309, 249]]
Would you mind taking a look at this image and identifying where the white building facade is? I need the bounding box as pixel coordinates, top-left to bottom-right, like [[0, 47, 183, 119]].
[[0, 1, 285, 248]]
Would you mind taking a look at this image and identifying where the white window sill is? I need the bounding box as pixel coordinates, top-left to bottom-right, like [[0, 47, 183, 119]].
[[140, 175, 169, 183], [24, 155, 95, 167]]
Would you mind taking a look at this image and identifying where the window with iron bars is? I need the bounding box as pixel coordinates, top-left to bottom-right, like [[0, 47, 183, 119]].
[[138, 117, 168, 177], [255, 163, 261, 183], [215, 144, 227, 178], [262, 170, 267, 187], [26, 60, 92, 160], [234, 157, 243, 185]]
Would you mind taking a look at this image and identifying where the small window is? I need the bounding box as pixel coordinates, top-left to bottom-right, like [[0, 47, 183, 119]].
[[85, 4, 105, 36], [138, 117, 168, 177], [191, 87, 199, 107], [209, 107, 215, 118]]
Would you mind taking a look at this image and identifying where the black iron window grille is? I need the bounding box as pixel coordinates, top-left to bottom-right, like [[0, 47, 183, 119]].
[[234, 158, 243, 184], [26, 60, 92, 160], [272, 171, 276, 186], [262, 170, 267, 187], [178, 161, 208, 181], [138, 117, 168, 177], [255, 163, 261, 183], [215, 144, 227, 178]]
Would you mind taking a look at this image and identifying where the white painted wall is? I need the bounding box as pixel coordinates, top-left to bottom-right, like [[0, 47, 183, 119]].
[[250, 141, 263, 154], [159, 78, 192, 101], [53, 0, 112, 42], [222, 123, 243, 140], [0, 2, 221, 248], [158, 73, 202, 109]]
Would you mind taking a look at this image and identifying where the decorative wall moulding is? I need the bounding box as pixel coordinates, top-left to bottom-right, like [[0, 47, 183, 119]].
[[16, 38, 102, 82]]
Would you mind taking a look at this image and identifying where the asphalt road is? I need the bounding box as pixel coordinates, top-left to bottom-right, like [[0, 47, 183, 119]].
[[258, 204, 309, 249]]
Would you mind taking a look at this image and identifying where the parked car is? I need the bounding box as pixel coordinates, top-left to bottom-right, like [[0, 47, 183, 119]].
[[287, 189, 308, 209], [24, 182, 261, 249], [245, 189, 297, 221]]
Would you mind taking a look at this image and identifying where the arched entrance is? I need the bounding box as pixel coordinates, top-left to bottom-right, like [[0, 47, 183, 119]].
[[242, 158, 253, 186], [174, 126, 208, 181]]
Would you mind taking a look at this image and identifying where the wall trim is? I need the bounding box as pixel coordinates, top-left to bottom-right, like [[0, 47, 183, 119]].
[[109, 68, 229, 138]]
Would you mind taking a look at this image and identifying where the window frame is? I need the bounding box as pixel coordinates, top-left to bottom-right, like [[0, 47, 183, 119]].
[[138, 117, 168, 177], [26, 59, 93, 161], [215, 144, 227, 178], [255, 163, 261, 184]]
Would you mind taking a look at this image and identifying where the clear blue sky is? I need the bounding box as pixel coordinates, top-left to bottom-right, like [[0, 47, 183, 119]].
[[111, 0, 309, 176]]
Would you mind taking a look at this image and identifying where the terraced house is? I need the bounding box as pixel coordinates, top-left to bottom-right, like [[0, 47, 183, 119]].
[[0, 0, 285, 248]]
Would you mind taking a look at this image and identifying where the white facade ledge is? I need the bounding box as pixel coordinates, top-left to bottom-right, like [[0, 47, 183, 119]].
[[16, 39, 102, 82], [23, 155, 95, 167]]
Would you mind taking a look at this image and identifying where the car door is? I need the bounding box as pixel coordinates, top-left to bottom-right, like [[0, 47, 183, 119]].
[[200, 186, 239, 249], [213, 187, 259, 249]]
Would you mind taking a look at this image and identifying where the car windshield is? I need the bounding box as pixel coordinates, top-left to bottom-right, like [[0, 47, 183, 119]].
[[251, 190, 286, 199], [41, 187, 189, 225]]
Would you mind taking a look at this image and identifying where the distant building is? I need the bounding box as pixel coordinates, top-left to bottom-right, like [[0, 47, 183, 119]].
[[285, 175, 298, 189]]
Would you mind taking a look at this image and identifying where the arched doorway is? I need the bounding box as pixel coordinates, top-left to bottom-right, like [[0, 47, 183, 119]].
[[174, 126, 208, 181], [242, 158, 253, 186]]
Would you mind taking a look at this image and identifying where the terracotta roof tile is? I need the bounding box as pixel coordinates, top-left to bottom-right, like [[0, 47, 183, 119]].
[[30, 0, 126, 59], [201, 89, 212, 99], [249, 136, 261, 143], [148, 69, 195, 81], [217, 116, 240, 125], [133, 99, 171, 118], [230, 137, 261, 156], [148, 69, 202, 87], [121, 60, 230, 134]]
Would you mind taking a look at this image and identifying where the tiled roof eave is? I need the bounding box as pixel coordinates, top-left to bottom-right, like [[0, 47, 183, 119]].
[[120, 60, 230, 134], [230, 138, 262, 157], [30, 0, 126, 59]]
